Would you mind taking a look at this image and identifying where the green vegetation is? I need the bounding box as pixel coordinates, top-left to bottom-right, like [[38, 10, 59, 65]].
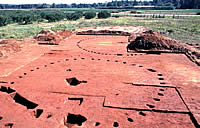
[[0, 9, 199, 45], [0, 10, 84, 27], [84, 12, 96, 19], [137, 9, 200, 13], [97, 11, 111, 19], [0, 15, 10, 27], [0, 0, 199, 10], [66, 11, 83, 21]]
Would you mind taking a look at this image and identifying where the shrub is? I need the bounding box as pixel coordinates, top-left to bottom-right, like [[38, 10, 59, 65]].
[[84, 12, 96, 19], [0, 15, 10, 26], [45, 13, 57, 22], [66, 11, 83, 21], [45, 12, 65, 22], [22, 15, 32, 25], [97, 11, 111, 19]]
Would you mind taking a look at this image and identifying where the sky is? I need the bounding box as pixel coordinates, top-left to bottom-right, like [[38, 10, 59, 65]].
[[0, 0, 151, 4]]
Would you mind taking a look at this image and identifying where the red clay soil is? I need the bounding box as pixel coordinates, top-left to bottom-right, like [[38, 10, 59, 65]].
[[34, 29, 72, 45], [0, 39, 22, 58], [128, 32, 200, 65], [0, 28, 200, 128]]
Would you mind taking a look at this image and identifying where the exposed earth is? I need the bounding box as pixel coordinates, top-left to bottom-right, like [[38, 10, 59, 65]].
[[0, 27, 200, 128]]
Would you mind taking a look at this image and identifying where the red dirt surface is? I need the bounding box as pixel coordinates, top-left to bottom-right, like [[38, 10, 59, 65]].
[[0, 27, 200, 128]]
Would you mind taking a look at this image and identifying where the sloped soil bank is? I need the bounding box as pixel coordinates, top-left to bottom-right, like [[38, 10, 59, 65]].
[[127, 32, 200, 66], [34, 29, 72, 45]]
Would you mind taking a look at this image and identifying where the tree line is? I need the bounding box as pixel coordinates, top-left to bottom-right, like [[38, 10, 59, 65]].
[[0, 0, 199, 9], [153, 0, 200, 9], [0, 10, 111, 27]]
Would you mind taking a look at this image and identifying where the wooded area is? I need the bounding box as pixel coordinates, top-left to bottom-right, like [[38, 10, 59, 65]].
[[0, 0, 199, 9]]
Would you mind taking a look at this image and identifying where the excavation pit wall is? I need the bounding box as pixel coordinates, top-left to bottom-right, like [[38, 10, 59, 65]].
[[34, 29, 73, 45], [127, 33, 200, 66]]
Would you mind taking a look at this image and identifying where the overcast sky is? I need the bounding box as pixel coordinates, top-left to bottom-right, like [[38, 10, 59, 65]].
[[0, 0, 151, 4]]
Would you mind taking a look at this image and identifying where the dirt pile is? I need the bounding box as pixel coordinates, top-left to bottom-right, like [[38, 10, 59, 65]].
[[34, 29, 72, 45], [127, 33, 200, 65], [0, 39, 21, 58], [76, 26, 147, 36]]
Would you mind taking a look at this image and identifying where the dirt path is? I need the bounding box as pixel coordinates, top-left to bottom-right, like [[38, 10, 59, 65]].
[[0, 34, 200, 127]]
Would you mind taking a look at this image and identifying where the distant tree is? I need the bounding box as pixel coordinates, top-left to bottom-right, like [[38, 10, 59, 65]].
[[84, 12, 96, 19], [45, 14, 57, 22], [0, 4, 5, 9], [45, 12, 65, 22], [23, 15, 32, 24], [0, 15, 9, 26], [66, 11, 83, 21], [71, 3, 77, 8], [133, 0, 138, 6], [97, 11, 111, 19], [16, 15, 32, 25], [51, 3, 56, 8]]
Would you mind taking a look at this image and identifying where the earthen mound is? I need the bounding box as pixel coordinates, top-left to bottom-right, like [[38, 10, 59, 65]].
[[0, 39, 21, 58], [127, 33, 200, 65], [34, 29, 72, 45]]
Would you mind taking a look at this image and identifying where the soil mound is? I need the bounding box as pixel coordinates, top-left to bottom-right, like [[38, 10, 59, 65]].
[[127, 33, 200, 65], [34, 29, 72, 45], [0, 39, 21, 58]]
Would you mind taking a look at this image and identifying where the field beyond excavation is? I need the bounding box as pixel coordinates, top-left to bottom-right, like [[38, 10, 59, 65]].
[[0, 26, 200, 127], [0, 15, 200, 45]]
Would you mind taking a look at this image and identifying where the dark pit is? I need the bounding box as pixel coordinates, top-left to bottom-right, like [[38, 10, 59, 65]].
[[66, 77, 81, 86], [66, 113, 87, 126], [153, 98, 160, 101], [147, 69, 157, 72], [95, 122, 100, 126], [127, 118, 134, 122], [158, 93, 164, 96], [5, 123, 13, 127], [113, 122, 119, 127], [146, 104, 155, 108], [139, 112, 146, 116], [68, 98, 83, 105], [0, 86, 15, 94], [12, 93, 38, 109], [34, 109, 43, 118], [159, 89, 165, 91]]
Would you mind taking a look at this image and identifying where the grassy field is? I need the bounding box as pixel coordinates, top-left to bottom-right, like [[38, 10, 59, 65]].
[[0, 13, 200, 44], [77, 17, 200, 43], [138, 9, 200, 13]]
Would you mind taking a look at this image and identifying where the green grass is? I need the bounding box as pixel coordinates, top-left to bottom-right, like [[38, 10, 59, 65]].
[[0, 16, 200, 44], [137, 9, 200, 13], [77, 17, 200, 43]]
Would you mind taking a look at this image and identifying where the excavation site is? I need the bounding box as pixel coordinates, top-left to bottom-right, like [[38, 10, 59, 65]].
[[0, 26, 200, 128]]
